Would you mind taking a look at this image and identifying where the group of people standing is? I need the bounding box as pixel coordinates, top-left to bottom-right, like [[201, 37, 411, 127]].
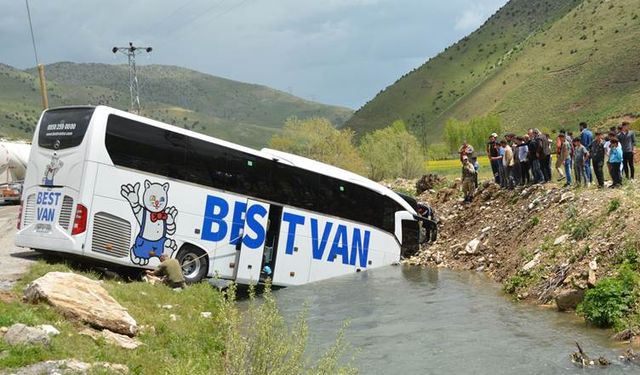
[[459, 122, 636, 203]]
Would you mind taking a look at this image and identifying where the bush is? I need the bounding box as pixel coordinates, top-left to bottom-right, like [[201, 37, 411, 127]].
[[222, 283, 357, 374], [359, 120, 425, 181], [577, 265, 640, 328], [270, 117, 366, 175]]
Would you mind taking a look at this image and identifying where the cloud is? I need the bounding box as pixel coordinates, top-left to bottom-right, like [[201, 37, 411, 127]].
[[2, 0, 508, 108], [455, 5, 494, 31]]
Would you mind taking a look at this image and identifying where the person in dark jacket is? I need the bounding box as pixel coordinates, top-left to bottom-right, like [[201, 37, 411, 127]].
[[589, 131, 605, 188], [486, 133, 500, 184], [617, 121, 636, 180], [528, 129, 544, 183]]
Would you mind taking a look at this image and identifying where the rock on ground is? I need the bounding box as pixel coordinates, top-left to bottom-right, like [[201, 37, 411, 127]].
[[23, 272, 137, 336], [3, 324, 51, 346], [553, 234, 569, 246], [79, 328, 142, 350], [555, 289, 585, 312], [0, 359, 128, 375], [465, 239, 482, 254]]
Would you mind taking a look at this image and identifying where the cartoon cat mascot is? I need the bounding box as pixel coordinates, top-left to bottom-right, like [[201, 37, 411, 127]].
[[120, 180, 178, 265], [42, 154, 64, 186]]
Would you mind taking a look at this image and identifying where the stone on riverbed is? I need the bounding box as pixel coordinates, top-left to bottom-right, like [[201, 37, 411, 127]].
[[23, 272, 137, 336], [555, 289, 585, 312]]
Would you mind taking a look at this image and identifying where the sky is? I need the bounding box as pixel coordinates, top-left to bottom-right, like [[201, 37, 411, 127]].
[[1, 0, 509, 109]]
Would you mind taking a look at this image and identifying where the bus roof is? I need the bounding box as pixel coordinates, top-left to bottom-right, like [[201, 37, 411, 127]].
[[260, 148, 415, 213]]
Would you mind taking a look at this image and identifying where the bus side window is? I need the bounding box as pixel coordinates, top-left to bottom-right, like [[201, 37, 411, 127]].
[[186, 137, 227, 188], [105, 115, 186, 178]]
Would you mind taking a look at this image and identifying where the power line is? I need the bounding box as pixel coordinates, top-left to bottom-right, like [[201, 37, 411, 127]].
[[24, 0, 39, 65], [25, 0, 48, 109], [145, 0, 202, 33], [172, 0, 252, 36]]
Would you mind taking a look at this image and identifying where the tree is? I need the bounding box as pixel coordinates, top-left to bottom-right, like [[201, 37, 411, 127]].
[[443, 114, 502, 154], [269, 117, 366, 174], [359, 120, 425, 181]]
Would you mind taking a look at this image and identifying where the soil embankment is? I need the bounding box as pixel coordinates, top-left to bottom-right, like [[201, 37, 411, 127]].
[[394, 177, 640, 315]]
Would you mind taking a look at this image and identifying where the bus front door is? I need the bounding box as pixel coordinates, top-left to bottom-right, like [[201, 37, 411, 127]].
[[235, 199, 270, 284], [260, 205, 282, 282]]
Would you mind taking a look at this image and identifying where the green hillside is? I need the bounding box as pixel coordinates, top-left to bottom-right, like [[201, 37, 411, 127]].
[[0, 62, 352, 148], [346, 0, 640, 144]]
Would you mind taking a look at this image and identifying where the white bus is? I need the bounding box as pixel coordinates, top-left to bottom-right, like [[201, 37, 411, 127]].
[[16, 105, 434, 285]]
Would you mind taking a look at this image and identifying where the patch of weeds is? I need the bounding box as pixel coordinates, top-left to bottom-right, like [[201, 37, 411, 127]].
[[529, 216, 540, 227], [614, 239, 640, 270], [566, 204, 578, 221], [518, 249, 535, 263], [503, 269, 543, 295], [571, 218, 593, 240], [577, 263, 640, 329], [504, 275, 527, 294], [508, 195, 519, 205], [608, 198, 621, 214]]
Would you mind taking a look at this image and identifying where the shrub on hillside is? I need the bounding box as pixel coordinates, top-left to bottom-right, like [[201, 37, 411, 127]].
[[269, 117, 366, 175], [359, 120, 425, 181], [577, 264, 640, 329]]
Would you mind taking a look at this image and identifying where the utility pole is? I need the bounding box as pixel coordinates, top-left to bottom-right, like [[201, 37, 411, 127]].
[[112, 42, 152, 114], [25, 0, 48, 110]]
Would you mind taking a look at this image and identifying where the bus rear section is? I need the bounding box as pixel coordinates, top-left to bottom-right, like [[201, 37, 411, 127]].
[[16, 107, 95, 256]]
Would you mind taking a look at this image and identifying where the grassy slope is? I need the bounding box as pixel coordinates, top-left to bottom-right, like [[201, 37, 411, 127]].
[[347, 0, 640, 143], [445, 0, 640, 134], [0, 62, 352, 148]]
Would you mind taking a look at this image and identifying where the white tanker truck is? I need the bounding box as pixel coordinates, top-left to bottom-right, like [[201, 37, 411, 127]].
[[0, 141, 31, 204]]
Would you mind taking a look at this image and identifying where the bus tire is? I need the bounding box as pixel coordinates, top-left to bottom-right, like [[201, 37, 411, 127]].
[[176, 245, 208, 284]]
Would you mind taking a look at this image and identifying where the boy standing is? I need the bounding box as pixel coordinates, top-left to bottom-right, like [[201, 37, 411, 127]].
[[572, 138, 589, 187], [609, 138, 623, 187], [558, 134, 572, 187]]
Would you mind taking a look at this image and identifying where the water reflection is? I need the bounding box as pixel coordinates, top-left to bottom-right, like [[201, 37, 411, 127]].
[[273, 265, 636, 375]]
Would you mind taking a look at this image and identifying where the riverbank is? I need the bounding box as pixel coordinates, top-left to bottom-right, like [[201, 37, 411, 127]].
[[393, 176, 640, 343], [0, 260, 356, 374]]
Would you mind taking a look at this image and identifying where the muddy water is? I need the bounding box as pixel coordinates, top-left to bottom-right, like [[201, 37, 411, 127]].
[[273, 266, 636, 374]]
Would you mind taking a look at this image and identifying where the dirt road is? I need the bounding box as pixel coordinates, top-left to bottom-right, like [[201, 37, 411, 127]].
[[0, 205, 40, 290]]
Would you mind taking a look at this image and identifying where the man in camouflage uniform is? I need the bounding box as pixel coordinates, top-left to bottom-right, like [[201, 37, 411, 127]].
[[462, 156, 477, 203]]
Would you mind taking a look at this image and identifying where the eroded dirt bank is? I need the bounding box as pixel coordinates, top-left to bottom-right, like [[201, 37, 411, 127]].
[[387, 177, 640, 342]]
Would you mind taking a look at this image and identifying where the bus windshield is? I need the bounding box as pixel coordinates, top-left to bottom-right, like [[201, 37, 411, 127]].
[[38, 107, 95, 150]]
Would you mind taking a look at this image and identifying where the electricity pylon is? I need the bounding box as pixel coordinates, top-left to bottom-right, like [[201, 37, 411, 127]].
[[112, 42, 153, 114]]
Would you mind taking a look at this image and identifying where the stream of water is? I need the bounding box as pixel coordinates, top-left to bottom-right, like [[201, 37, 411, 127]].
[[273, 266, 636, 374]]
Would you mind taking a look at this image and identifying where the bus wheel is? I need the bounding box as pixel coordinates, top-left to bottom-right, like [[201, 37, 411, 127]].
[[176, 245, 208, 283]]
